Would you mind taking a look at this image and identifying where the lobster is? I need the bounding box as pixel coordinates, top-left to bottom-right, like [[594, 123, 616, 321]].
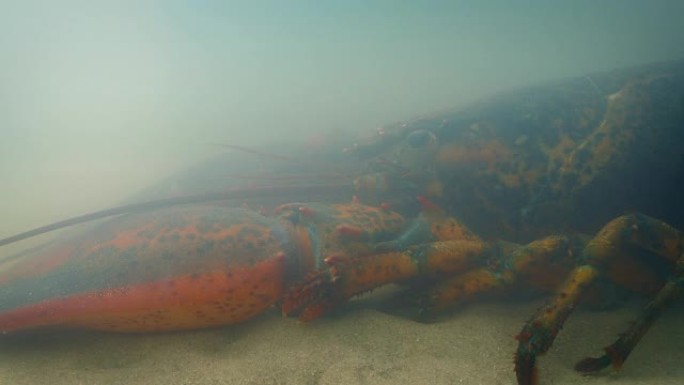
[[2, 59, 684, 385]]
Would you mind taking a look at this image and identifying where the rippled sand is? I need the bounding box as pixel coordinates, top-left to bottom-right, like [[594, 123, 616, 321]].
[[0, 290, 682, 385]]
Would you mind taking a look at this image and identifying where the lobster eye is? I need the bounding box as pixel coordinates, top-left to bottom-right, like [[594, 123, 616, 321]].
[[406, 130, 437, 149]]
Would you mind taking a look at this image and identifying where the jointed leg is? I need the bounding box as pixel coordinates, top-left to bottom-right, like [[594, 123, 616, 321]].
[[514, 214, 683, 385], [575, 257, 684, 373], [282, 239, 495, 321], [423, 236, 582, 312]]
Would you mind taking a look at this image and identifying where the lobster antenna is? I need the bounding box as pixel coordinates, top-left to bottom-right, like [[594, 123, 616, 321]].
[[0, 183, 349, 248], [214, 143, 306, 165], [214, 143, 358, 182]]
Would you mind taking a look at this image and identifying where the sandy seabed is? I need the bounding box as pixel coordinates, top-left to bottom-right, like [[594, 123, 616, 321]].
[[0, 293, 682, 385]]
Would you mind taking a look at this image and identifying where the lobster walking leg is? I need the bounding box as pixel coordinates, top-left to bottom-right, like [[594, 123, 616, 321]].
[[575, 258, 684, 373], [282, 239, 493, 321], [514, 214, 684, 385], [282, 197, 490, 321], [424, 236, 582, 312]]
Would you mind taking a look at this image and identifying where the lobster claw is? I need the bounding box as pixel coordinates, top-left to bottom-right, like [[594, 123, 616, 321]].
[[281, 255, 350, 322]]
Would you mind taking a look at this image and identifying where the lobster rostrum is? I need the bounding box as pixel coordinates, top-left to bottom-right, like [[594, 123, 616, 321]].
[[1, 59, 684, 385]]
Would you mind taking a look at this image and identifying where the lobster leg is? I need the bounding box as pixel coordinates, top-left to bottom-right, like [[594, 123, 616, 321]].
[[282, 197, 489, 321], [514, 214, 684, 385], [283, 235, 581, 320], [574, 258, 684, 373], [424, 235, 583, 312], [281, 239, 494, 321]]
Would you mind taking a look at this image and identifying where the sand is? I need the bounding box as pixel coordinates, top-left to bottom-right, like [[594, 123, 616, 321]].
[[0, 289, 682, 385]]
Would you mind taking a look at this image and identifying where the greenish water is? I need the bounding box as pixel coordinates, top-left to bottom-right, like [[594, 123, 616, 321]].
[[1, 2, 683, 385]]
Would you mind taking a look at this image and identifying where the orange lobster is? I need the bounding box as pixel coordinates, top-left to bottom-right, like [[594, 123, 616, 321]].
[[2, 59, 684, 385], [2, 197, 682, 385], [0, 202, 405, 332]]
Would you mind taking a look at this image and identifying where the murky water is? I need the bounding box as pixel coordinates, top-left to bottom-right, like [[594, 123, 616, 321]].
[[1, 2, 683, 384]]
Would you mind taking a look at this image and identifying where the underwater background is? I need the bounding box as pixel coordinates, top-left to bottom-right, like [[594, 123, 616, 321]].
[[2, 0, 683, 234]]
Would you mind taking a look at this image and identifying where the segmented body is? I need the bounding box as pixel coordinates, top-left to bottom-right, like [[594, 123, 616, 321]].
[[1, 60, 683, 385]]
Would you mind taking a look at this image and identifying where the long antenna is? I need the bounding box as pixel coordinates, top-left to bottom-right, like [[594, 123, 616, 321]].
[[0, 183, 350, 248]]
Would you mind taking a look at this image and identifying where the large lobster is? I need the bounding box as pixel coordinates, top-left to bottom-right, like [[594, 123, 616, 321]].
[[1, 59, 683, 385]]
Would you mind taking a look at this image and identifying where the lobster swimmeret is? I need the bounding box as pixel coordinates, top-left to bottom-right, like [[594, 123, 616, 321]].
[[2, 59, 684, 385]]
